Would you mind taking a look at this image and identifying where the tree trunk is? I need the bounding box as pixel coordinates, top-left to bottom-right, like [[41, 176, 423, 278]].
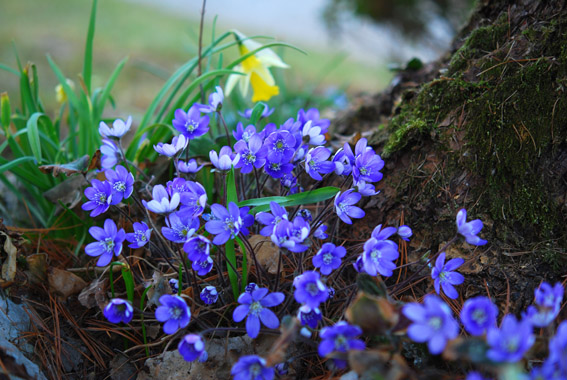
[[334, 0, 567, 310]]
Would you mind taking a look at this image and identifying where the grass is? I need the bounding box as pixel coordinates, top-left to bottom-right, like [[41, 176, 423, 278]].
[[0, 0, 391, 119]]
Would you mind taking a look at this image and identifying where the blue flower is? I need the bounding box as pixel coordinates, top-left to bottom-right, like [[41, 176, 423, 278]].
[[403, 294, 459, 354], [312, 243, 346, 275], [353, 145, 384, 183], [143, 185, 180, 214], [264, 157, 294, 179], [305, 146, 335, 180], [105, 165, 134, 204], [154, 134, 188, 157], [234, 134, 267, 174], [183, 235, 211, 262], [256, 201, 288, 236], [238, 104, 275, 120], [460, 296, 498, 336], [200, 286, 218, 305], [205, 202, 244, 245], [524, 281, 564, 327], [297, 108, 330, 134], [334, 189, 365, 224], [82, 179, 113, 217], [270, 218, 309, 253], [178, 334, 208, 362], [548, 320, 567, 374], [100, 138, 121, 169], [98, 116, 132, 139], [195, 86, 224, 114], [318, 321, 365, 369], [486, 314, 534, 363], [85, 219, 126, 266], [104, 298, 133, 324], [431, 252, 465, 299], [456, 209, 487, 246], [245, 283, 258, 293], [264, 130, 296, 163], [125, 221, 152, 249], [293, 271, 328, 308], [361, 236, 399, 277], [297, 305, 322, 329], [155, 294, 191, 335], [302, 120, 326, 146], [192, 255, 214, 276], [179, 180, 208, 217], [210, 146, 240, 171], [231, 355, 274, 380], [314, 224, 328, 239], [172, 105, 210, 139], [162, 211, 199, 243], [177, 159, 204, 174], [233, 287, 284, 339], [397, 225, 413, 241]]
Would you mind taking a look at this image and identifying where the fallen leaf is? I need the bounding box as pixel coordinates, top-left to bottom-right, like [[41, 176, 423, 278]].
[[43, 175, 89, 208], [247, 235, 280, 275], [78, 277, 108, 310], [0, 231, 17, 282], [39, 150, 100, 177], [48, 268, 87, 301], [25, 252, 47, 285], [145, 271, 171, 307]]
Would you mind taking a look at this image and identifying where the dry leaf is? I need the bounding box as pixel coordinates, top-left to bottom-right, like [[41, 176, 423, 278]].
[[145, 271, 171, 307], [346, 292, 399, 335], [248, 235, 280, 275], [39, 150, 101, 177], [43, 175, 89, 208], [1, 231, 17, 282], [25, 252, 47, 285], [78, 277, 109, 310], [48, 268, 87, 301]]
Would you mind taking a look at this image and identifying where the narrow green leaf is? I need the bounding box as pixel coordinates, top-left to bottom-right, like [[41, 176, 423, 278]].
[[225, 239, 239, 301], [1, 92, 11, 132], [0, 63, 19, 76], [140, 286, 151, 357], [242, 186, 340, 214], [19, 65, 36, 114], [26, 112, 45, 163], [0, 156, 36, 174], [236, 237, 248, 293], [237, 196, 288, 208], [93, 57, 127, 121], [122, 265, 135, 304], [249, 102, 266, 125], [226, 167, 238, 204], [47, 56, 82, 113], [83, 0, 98, 94]]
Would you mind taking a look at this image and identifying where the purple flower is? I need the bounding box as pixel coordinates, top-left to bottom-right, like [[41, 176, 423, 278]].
[[99, 116, 132, 139], [82, 179, 113, 217], [403, 295, 459, 354], [177, 159, 204, 174], [85, 219, 126, 266], [233, 287, 284, 339], [361, 237, 399, 277], [354, 179, 379, 196], [192, 255, 214, 276], [162, 212, 199, 243], [209, 146, 239, 171], [195, 86, 223, 113], [104, 298, 133, 324], [179, 181, 207, 217], [332, 145, 354, 176], [105, 165, 134, 204], [456, 209, 487, 246], [231, 355, 274, 380], [548, 320, 567, 373], [234, 134, 267, 174], [205, 202, 244, 245], [353, 147, 384, 183], [524, 282, 564, 327], [297, 305, 322, 329], [293, 271, 328, 308], [233, 122, 259, 142], [169, 278, 179, 293], [264, 130, 296, 163], [302, 120, 326, 146], [100, 138, 121, 169], [304, 146, 335, 181], [184, 235, 211, 262], [155, 294, 191, 334], [143, 185, 180, 214], [154, 134, 188, 157], [245, 283, 258, 293], [256, 201, 288, 236], [264, 157, 294, 179], [297, 209, 312, 222], [271, 219, 309, 253], [465, 372, 489, 380], [397, 225, 413, 241], [431, 252, 465, 299], [239, 104, 275, 119], [460, 296, 498, 336], [200, 286, 218, 305], [172, 105, 210, 139], [314, 224, 328, 239], [178, 334, 207, 362], [334, 189, 365, 224], [318, 321, 365, 369], [125, 221, 152, 249], [297, 108, 330, 134], [312, 243, 346, 275], [486, 314, 534, 362]]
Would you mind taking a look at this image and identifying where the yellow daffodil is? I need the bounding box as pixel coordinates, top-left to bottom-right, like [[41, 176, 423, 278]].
[[55, 78, 75, 104], [226, 31, 289, 103]]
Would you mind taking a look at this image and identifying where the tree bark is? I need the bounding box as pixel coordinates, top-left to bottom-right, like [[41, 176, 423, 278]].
[[334, 0, 567, 310]]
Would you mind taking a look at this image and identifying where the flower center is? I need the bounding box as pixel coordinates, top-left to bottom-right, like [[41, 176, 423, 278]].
[[338, 202, 349, 213], [249, 301, 263, 316], [249, 363, 262, 377], [323, 253, 334, 265], [114, 181, 126, 192], [472, 309, 487, 325], [334, 334, 348, 351], [136, 231, 147, 242], [505, 337, 519, 353], [185, 120, 198, 132], [428, 316, 442, 330], [97, 192, 108, 205], [270, 162, 281, 171], [275, 140, 284, 150], [370, 249, 382, 262], [245, 152, 256, 163], [360, 167, 368, 175], [309, 159, 317, 169], [102, 237, 115, 254], [170, 306, 183, 319], [306, 282, 320, 296]]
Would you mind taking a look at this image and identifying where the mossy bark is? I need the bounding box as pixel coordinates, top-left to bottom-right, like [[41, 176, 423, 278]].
[[334, 0, 567, 306]]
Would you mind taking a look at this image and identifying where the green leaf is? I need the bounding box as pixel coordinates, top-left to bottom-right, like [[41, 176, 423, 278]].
[[249, 102, 266, 125], [1, 92, 11, 132], [83, 0, 98, 94], [0, 156, 36, 174], [0, 63, 19, 76], [93, 57, 127, 121], [26, 112, 45, 163], [226, 167, 238, 204], [236, 237, 248, 293], [238, 186, 340, 213], [225, 167, 239, 300], [121, 265, 135, 304]]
